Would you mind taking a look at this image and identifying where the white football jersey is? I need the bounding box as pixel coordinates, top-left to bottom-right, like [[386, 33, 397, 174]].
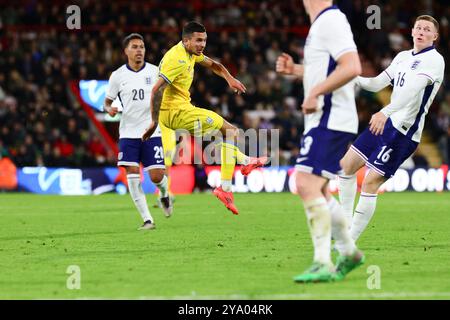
[[303, 5, 359, 134], [383, 46, 445, 143], [106, 62, 161, 139]]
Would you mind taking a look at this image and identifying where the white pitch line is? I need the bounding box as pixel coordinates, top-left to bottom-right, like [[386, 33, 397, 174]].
[[71, 291, 450, 300]]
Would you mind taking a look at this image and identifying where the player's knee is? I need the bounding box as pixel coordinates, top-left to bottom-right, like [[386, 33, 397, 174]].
[[340, 158, 355, 175], [125, 166, 140, 175], [296, 175, 313, 199], [361, 176, 383, 194], [150, 170, 165, 184]]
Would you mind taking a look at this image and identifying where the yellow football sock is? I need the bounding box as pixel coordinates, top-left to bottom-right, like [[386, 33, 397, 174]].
[[221, 142, 237, 181]]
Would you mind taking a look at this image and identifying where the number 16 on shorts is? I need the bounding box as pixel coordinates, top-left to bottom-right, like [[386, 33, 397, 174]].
[[374, 146, 393, 165]]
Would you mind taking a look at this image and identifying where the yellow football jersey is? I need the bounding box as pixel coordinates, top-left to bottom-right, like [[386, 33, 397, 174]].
[[159, 41, 205, 110]]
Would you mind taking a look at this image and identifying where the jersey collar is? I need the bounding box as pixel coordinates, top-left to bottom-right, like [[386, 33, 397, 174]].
[[126, 62, 146, 73], [180, 41, 193, 59], [412, 45, 435, 56], [312, 5, 339, 24]]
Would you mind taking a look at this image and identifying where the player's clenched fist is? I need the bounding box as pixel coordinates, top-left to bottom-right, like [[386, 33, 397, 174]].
[[276, 53, 294, 75]]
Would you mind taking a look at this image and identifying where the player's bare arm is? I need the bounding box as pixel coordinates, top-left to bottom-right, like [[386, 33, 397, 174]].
[[103, 97, 118, 117], [199, 56, 246, 94], [302, 51, 361, 114], [142, 77, 168, 141], [356, 72, 391, 92], [276, 53, 304, 78]]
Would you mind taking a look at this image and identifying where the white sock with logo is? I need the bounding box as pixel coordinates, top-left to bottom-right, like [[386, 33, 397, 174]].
[[338, 174, 357, 226], [350, 192, 378, 241], [127, 174, 153, 223], [328, 196, 357, 256]]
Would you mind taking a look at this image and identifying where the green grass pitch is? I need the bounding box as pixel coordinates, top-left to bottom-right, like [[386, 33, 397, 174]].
[[0, 192, 449, 299]]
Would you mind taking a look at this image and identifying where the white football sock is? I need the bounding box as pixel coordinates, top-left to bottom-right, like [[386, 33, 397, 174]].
[[350, 192, 378, 241], [127, 174, 153, 223], [304, 197, 332, 266], [221, 179, 232, 192], [328, 197, 357, 256], [155, 175, 169, 198], [338, 174, 357, 226]]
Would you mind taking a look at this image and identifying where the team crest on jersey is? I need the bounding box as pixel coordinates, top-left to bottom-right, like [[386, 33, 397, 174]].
[[145, 77, 152, 85], [411, 60, 421, 70]]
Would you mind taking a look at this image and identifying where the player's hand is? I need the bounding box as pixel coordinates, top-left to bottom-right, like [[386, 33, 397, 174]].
[[369, 112, 387, 136], [301, 94, 318, 114], [105, 106, 118, 117], [276, 53, 294, 75], [142, 122, 157, 141], [228, 78, 246, 94]]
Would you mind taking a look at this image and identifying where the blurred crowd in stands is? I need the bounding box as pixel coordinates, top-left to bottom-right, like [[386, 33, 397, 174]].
[[0, 0, 449, 168]]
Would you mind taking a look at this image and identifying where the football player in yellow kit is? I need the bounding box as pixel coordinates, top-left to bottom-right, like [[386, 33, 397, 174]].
[[142, 21, 268, 215]]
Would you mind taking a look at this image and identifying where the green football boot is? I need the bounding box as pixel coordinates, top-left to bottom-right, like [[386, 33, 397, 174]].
[[334, 250, 365, 281], [293, 262, 336, 283]]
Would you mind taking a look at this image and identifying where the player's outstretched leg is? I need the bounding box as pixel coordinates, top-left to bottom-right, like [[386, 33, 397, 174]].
[[214, 139, 243, 214], [213, 186, 238, 215], [241, 155, 269, 176], [350, 170, 386, 241], [338, 173, 357, 225], [338, 148, 366, 226], [214, 121, 268, 214]]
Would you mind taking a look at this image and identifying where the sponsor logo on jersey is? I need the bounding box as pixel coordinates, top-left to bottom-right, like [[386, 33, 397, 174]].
[[178, 60, 186, 64], [411, 60, 421, 70], [206, 117, 214, 125]]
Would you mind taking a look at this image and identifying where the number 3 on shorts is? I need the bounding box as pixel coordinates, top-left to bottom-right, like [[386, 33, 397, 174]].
[[300, 136, 313, 156]]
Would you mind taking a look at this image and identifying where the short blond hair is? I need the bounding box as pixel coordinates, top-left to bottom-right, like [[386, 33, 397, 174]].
[[415, 15, 439, 32]]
